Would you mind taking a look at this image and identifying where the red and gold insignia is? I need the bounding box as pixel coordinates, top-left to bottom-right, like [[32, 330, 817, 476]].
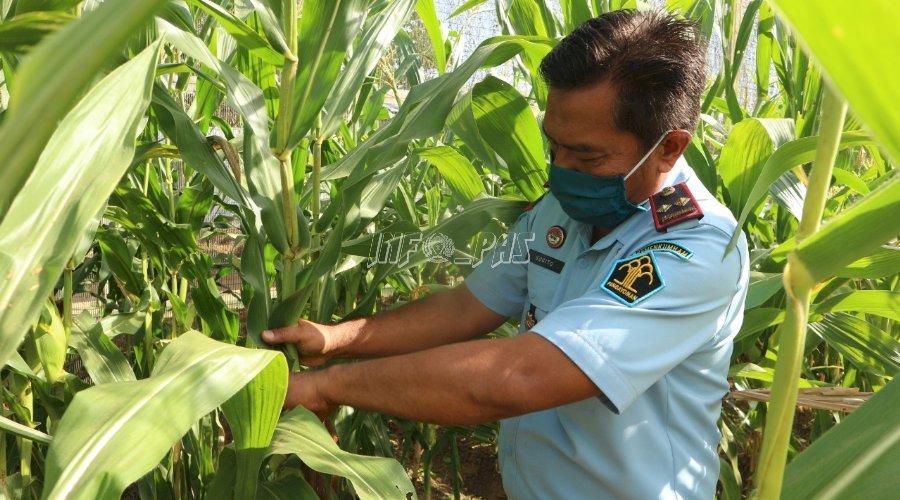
[[546, 225, 566, 249], [524, 192, 547, 212], [649, 182, 703, 232]]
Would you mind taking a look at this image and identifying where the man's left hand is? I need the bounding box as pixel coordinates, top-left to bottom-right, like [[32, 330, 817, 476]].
[[285, 370, 336, 420]]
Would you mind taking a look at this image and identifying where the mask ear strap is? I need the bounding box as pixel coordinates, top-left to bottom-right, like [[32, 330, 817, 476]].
[[624, 131, 671, 180]]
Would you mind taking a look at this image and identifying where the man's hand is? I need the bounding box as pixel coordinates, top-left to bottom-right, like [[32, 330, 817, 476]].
[[262, 320, 334, 366], [284, 370, 336, 418]]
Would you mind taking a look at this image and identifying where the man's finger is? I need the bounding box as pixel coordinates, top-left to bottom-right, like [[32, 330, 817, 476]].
[[301, 356, 328, 367], [262, 327, 297, 344]]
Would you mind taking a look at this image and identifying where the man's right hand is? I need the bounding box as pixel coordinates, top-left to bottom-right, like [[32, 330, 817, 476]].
[[261, 285, 507, 361], [262, 320, 335, 366]]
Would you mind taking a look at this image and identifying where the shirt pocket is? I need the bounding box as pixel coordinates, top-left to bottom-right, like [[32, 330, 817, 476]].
[[527, 264, 563, 322]]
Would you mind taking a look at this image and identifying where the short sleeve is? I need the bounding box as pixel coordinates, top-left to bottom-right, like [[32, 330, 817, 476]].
[[463, 212, 532, 317], [530, 226, 747, 414]]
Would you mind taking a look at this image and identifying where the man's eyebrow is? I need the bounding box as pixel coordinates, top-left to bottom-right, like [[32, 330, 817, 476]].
[[541, 124, 608, 154]]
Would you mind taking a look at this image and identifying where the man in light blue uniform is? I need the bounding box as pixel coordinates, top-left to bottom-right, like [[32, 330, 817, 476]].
[[466, 154, 748, 498], [264, 9, 749, 499]]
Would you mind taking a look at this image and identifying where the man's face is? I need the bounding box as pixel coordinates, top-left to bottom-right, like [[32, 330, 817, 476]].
[[543, 81, 676, 205]]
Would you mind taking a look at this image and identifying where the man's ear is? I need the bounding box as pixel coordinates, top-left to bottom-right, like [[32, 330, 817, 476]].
[[656, 129, 692, 172]]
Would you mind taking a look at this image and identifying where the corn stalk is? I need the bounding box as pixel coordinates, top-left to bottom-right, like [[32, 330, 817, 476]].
[[753, 86, 847, 499]]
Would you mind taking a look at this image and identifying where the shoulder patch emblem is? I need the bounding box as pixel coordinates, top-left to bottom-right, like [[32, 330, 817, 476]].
[[601, 253, 665, 306], [634, 240, 693, 260], [649, 182, 703, 232]]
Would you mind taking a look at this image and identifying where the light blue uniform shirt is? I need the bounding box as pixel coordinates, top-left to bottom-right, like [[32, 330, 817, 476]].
[[465, 158, 749, 499]]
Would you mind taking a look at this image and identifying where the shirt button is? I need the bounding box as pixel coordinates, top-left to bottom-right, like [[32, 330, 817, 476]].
[[529, 290, 536, 299], [578, 260, 588, 269]]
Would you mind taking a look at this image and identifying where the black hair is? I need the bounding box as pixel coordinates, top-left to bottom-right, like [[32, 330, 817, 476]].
[[540, 10, 707, 150]]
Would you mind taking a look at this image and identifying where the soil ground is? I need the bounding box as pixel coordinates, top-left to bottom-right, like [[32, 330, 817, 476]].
[[406, 433, 506, 500]]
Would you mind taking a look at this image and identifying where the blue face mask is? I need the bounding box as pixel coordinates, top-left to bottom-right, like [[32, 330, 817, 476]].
[[548, 132, 669, 228]]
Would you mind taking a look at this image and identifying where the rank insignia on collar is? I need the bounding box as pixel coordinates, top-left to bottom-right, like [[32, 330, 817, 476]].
[[546, 225, 566, 249], [524, 193, 547, 212], [601, 252, 665, 306], [649, 182, 703, 232]]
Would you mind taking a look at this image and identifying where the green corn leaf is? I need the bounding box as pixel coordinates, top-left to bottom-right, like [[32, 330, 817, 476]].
[[175, 176, 215, 233], [184, 0, 284, 65], [12, 0, 79, 14], [812, 291, 900, 323], [725, 132, 873, 254], [150, 87, 249, 213], [559, 0, 592, 33], [320, 0, 417, 138], [206, 446, 238, 498], [506, 0, 554, 38], [808, 313, 900, 377], [415, 0, 445, 74], [781, 377, 900, 500], [770, 0, 900, 164], [729, 364, 823, 388], [257, 475, 319, 500], [245, 0, 290, 55], [745, 272, 783, 309], [160, 20, 289, 255], [447, 88, 497, 169], [296, 215, 345, 291], [43, 331, 287, 500], [106, 187, 199, 274], [237, 13, 281, 122], [95, 229, 144, 298], [0, 0, 168, 218], [834, 246, 900, 279], [450, 0, 489, 18], [717, 117, 794, 219], [180, 254, 240, 344], [417, 146, 486, 204], [0, 11, 73, 52], [0, 415, 51, 445], [0, 40, 161, 370], [354, 162, 410, 223], [684, 134, 718, 194], [736, 291, 900, 343], [755, 1, 774, 98], [221, 351, 288, 500], [471, 76, 547, 201], [268, 407, 415, 500], [286, 0, 367, 151], [830, 167, 870, 196], [159, 1, 195, 34], [322, 36, 553, 186], [70, 312, 137, 385], [793, 171, 900, 284]]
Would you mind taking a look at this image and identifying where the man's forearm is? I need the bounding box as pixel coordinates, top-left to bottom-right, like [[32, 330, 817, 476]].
[[328, 285, 508, 359], [312, 340, 512, 425], [294, 333, 601, 425]]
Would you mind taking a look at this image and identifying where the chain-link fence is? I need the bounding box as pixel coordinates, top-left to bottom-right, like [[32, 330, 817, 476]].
[[429, 0, 766, 108]]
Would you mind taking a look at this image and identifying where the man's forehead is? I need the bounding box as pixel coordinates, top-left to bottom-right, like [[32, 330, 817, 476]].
[[541, 122, 611, 154]]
